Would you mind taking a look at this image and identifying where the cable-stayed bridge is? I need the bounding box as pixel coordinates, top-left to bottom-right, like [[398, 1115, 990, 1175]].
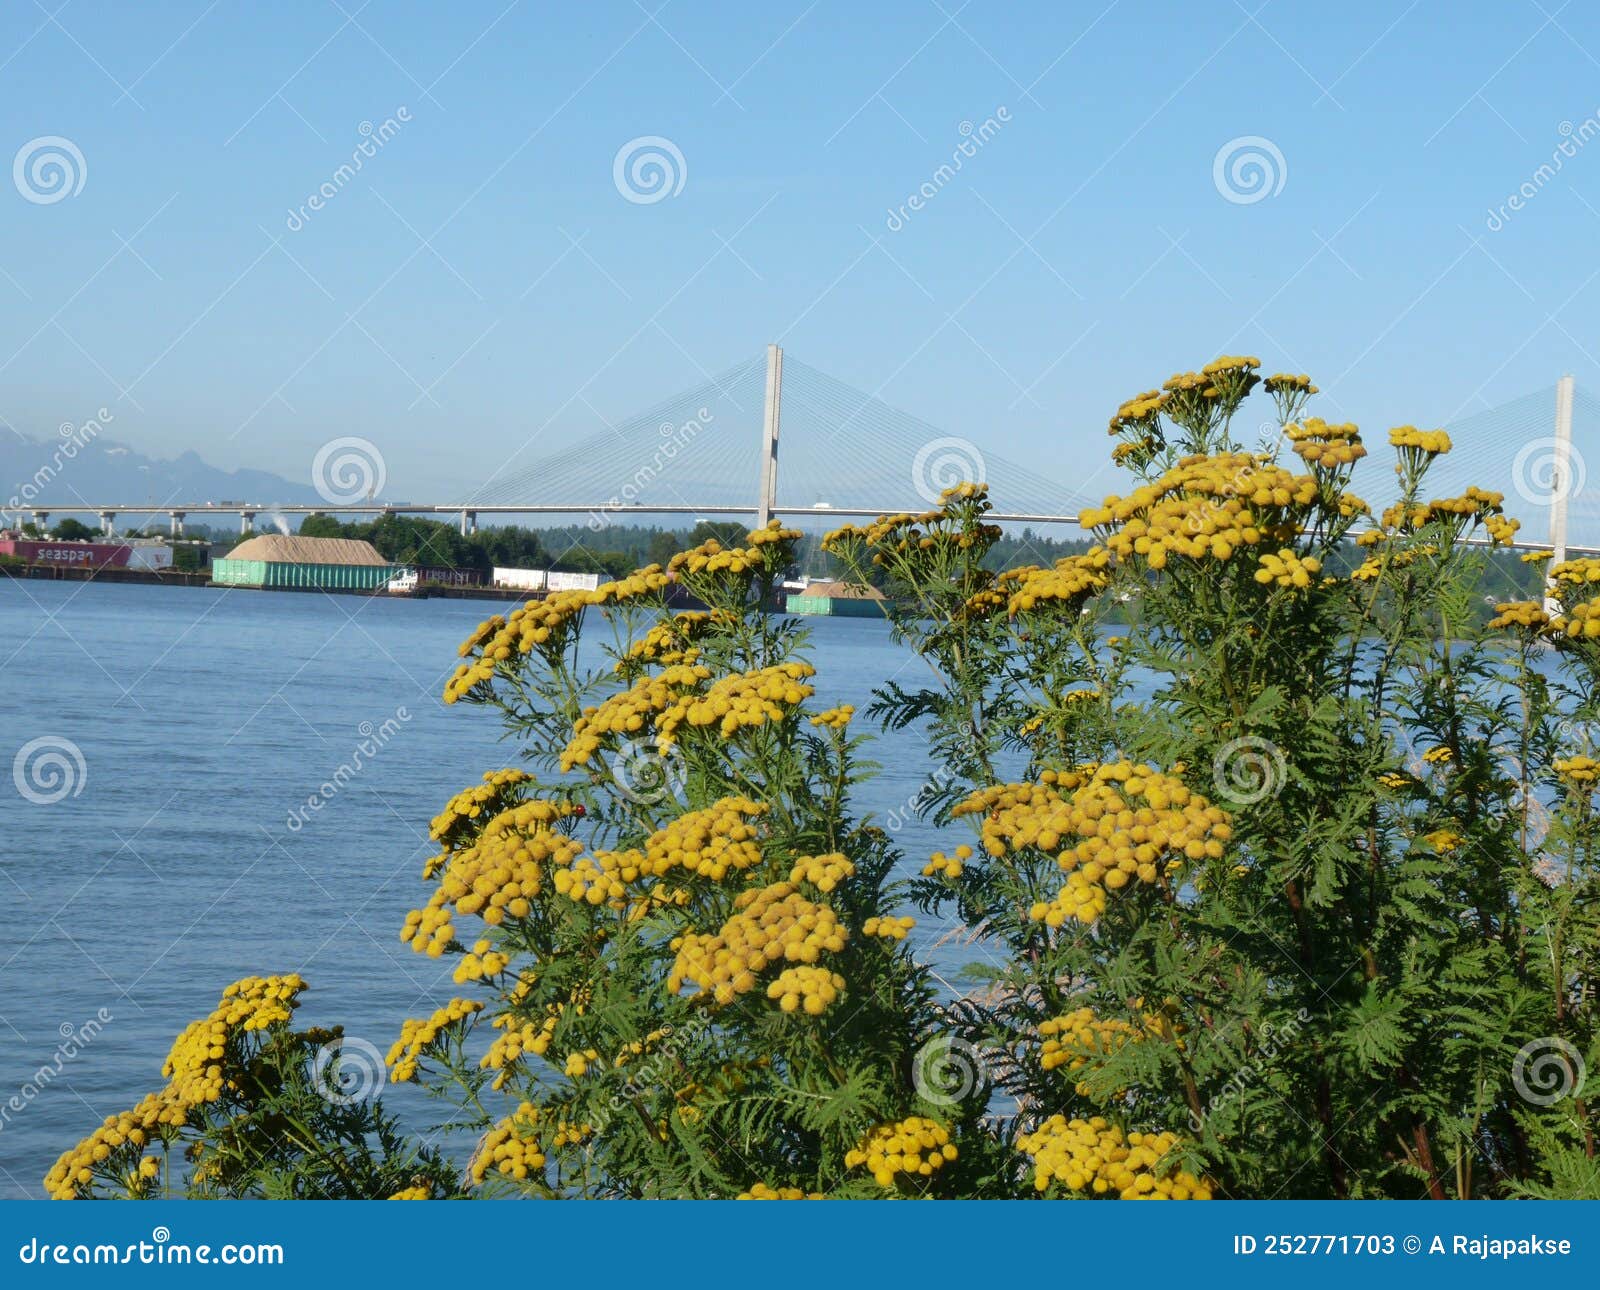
[[35, 348, 1600, 558]]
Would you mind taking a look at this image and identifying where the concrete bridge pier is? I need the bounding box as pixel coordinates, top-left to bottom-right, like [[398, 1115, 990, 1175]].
[[240, 511, 256, 534], [30, 511, 48, 532], [99, 511, 116, 537], [169, 511, 186, 537], [460, 509, 478, 536]]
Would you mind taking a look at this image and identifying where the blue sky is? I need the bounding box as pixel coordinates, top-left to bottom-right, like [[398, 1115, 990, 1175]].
[[3, 0, 1600, 502]]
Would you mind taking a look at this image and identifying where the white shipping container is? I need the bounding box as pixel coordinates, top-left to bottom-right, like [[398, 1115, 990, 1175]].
[[125, 544, 174, 571], [493, 567, 547, 591], [545, 570, 601, 592]]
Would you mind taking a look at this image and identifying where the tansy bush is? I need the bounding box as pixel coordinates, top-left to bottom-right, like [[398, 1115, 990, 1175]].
[[48, 360, 1600, 1199]]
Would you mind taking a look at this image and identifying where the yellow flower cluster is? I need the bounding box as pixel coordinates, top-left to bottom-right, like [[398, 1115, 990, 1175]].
[[789, 852, 854, 892], [1424, 829, 1463, 853], [808, 704, 854, 729], [470, 1104, 548, 1185], [481, 1004, 563, 1090], [645, 796, 769, 880], [428, 769, 533, 854], [1553, 597, 1600, 639], [444, 590, 593, 703], [561, 662, 710, 770], [845, 1116, 958, 1188], [1286, 417, 1365, 470], [387, 998, 483, 1083], [862, 915, 915, 940], [1081, 453, 1318, 571], [403, 802, 583, 956], [1016, 1116, 1212, 1198], [46, 976, 309, 1199], [454, 936, 510, 984], [747, 520, 804, 547], [669, 882, 847, 1004], [45, 1089, 190, 1199], [656, 662, 816, 745], [620, 610, 725, 672], [1006, 548, 1112, 615], [1263, 372, 1317, 396], [589, 565, 671, 606], [922, 844, 971, 879], [1253, 548, 1321, 589], [955, 763, 1232, 926], [738, 1183, 825, 1199], [1551, 558, 1600, 587], [1039, 1007, 1142, 1087], [766, 964, 846, 1014], [1388, 425, 1453, 455], [1108, 388, 1166, 436], [388, 1186, 431, 1199], [1555, 755, 1599, 787], [667, 538, 757, 578], [1488, 600, 1550, 632]]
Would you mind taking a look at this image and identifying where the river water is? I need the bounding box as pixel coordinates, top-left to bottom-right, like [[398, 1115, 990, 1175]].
[[0, 578, 971, 1197]]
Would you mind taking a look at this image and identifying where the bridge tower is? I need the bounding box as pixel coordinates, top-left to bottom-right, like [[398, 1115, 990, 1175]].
[[1546, 374, 1575, 615], [756, 343, 782, 528]]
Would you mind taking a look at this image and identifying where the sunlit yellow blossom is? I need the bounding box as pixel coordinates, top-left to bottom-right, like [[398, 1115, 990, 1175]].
[[845, 1116, 957, 1189], [1016, 1116, 1212, 1199]]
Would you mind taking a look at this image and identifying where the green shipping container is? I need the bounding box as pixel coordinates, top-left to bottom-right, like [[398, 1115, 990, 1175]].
[[785, 593, 886, 618], [212, 559, 402, 590]]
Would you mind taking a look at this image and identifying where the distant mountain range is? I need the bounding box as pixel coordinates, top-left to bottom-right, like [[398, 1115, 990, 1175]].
[[2, 432, 324, 520]]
